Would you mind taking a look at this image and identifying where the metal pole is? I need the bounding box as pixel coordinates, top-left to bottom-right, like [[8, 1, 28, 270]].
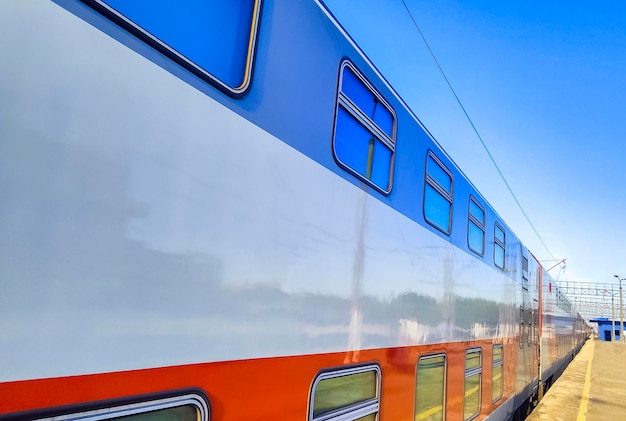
[[619, 279, 624, 342], [612, 292, 615, 342], [614, 275, 624, 342]]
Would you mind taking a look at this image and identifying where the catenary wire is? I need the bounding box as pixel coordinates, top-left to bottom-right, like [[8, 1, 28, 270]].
[[400, 0, 557, 262]]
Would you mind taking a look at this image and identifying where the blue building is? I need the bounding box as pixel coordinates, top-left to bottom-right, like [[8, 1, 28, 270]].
[[590, 318, 625, 341]]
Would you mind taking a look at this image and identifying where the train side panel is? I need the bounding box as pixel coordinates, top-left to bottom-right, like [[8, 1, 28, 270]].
[[0, 1, 586, 420]]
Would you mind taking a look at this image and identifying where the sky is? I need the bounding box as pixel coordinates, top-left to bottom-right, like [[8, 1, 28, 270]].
[[323, 0, 626, 289]]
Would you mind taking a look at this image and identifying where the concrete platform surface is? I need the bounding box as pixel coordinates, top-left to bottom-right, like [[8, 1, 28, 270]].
[[526, 339, 626, 421]]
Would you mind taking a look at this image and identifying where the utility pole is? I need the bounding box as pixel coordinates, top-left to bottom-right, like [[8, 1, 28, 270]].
[[615, 275, 625, 342], [612, 292, 616, 342]]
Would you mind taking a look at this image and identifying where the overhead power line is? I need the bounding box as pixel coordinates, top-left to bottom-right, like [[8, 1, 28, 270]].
[[400, 0, 556, 262]]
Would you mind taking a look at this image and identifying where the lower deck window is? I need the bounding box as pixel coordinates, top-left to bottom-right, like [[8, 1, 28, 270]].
[[415, 354, 446, 421], [310, 365, 381, 421], [115, 406, 198, 421], [464, 348, 482, 421], [492, 345, 504, 403], [35, 394, 208, 421]]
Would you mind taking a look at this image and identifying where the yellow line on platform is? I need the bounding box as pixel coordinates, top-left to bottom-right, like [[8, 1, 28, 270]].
[[576, 341, 595, 421]]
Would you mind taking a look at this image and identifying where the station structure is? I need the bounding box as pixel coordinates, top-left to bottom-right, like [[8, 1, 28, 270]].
[[557, 280, 626, 341], [588, 318, 624, 342]]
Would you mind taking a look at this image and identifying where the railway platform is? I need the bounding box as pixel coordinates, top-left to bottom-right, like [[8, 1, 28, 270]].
[[525, 339, 626, 421]]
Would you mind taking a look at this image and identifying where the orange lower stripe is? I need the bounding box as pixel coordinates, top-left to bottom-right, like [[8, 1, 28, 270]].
[[1, 339, 517, 420]]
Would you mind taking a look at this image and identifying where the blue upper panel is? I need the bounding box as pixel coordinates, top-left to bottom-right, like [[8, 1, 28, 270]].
[[72, 0, 520, 277]]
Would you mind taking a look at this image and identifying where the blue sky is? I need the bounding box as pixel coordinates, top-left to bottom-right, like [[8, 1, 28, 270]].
[[323, 0, 626, 287]]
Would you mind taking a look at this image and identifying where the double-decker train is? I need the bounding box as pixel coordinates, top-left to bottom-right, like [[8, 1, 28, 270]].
[[0, 1, 590, 420]]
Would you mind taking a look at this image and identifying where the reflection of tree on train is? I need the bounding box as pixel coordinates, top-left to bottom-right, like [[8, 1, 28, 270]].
[[454, 297, 499, 329]]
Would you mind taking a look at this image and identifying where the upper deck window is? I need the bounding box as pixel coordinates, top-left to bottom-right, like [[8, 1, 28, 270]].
[[424, 153, 453, 234], [522, 255, 529, 290], [333, 62, 396, 194], [494, 223, 506, 270], [468, 197, 485, 255], [82, 0, 262, 95]]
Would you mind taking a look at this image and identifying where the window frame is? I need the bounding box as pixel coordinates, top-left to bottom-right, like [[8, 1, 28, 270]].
[[522, 255, 530, 292], [80, 0, 263, 97], [467, 196, 485, 256], [494, 223, 506, 270], [491, 344, 504, 403], [332, 61, 397, 195], [31, 392, 210, 421], [414, 353, 447, 421], [463, 347, 483, 421], [519, 305, 525, 349], [309, 364, 381, 421], [424, 152, 454, 234], [528, 309, 533, 346]]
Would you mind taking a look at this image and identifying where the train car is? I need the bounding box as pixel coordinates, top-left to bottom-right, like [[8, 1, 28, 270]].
[[0, 1, 587, 420], [539, 271, 589, 394]]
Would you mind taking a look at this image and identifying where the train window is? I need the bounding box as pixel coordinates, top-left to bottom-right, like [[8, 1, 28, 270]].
[[415, 354, 447, 421], [491, 345, 504, 403], [519, 306, 524, 349], [494, 223, 505, 269], [527, 309, 533, 346], [333, 61, 396, 194], [464, 348, 482, 421], [468, 197, 485, 255], [309, 365, 381, 421], [522, 256, 530, 292], [424, 153, 453, 234], [35, 393, 209, 421], [81, 0, 262, 95]]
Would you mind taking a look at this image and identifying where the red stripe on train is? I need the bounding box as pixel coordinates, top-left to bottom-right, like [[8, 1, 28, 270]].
[[1, 339, 518, 420]]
